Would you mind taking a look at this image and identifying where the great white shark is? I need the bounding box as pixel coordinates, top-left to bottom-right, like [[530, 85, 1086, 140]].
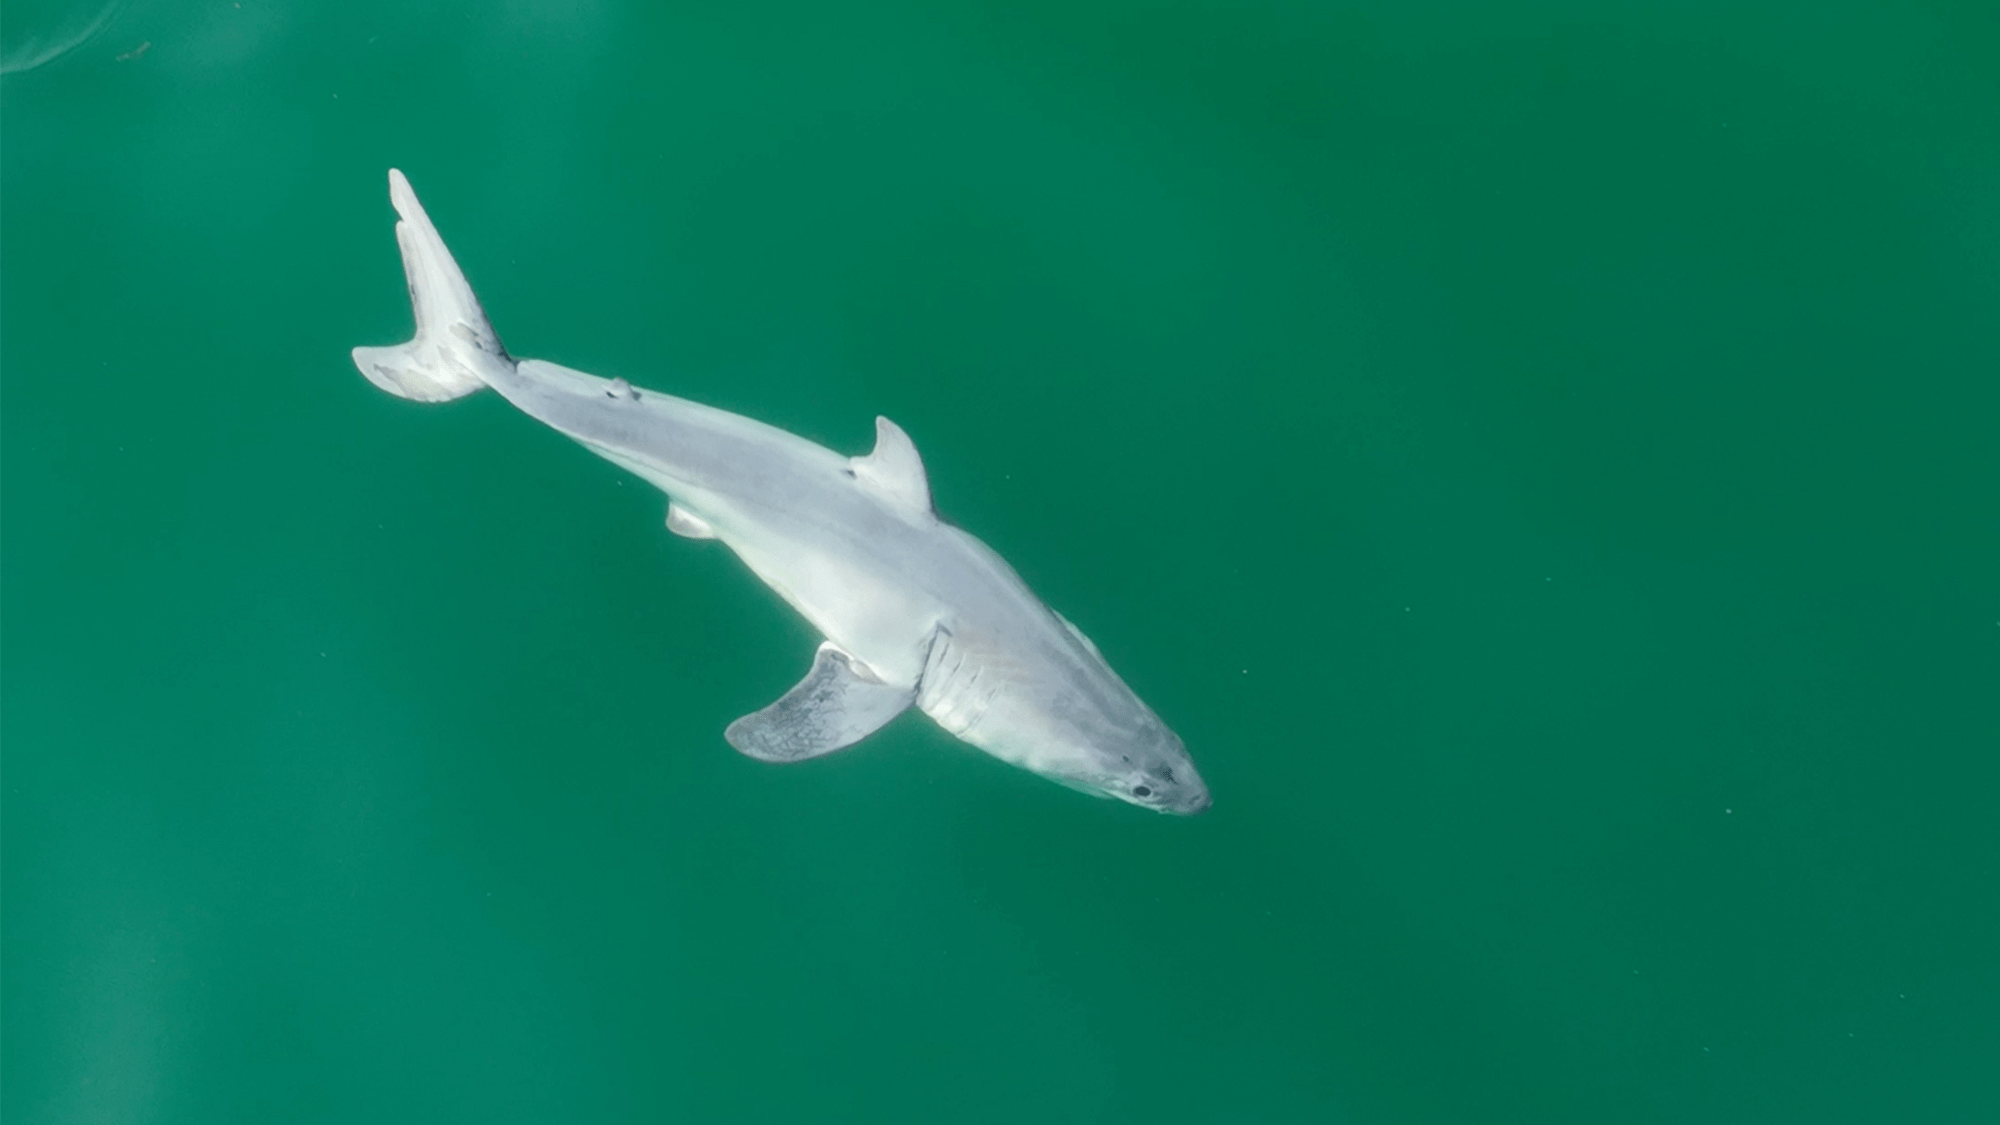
[[353, 170, 1209, 814]]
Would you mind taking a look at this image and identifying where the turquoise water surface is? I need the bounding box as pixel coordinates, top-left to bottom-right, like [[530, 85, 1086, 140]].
[[5, 2, 1997, 1122]]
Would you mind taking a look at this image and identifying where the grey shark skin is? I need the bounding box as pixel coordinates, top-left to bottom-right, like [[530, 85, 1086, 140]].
[[353, 170, 1208, 814]]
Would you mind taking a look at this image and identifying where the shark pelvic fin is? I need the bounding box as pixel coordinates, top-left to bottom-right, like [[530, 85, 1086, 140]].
[[665, 503, 716, 539], [724, 643, 915, 763], [850, 416, 933, 516]]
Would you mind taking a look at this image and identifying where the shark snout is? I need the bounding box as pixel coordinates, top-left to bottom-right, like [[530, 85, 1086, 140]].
[[1135, 760, 1210, 815], [1153, 779, 1210, 815]]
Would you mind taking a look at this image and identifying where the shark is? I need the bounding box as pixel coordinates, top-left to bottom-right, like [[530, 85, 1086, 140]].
[[353, 170, 1209, 814]]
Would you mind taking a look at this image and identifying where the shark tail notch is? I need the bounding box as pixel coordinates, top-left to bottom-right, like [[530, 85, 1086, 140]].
[[352, 169, 513, 402]]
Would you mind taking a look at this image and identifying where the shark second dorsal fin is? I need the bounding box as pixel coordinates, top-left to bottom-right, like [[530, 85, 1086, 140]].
[[850, 416, 933, 516], [1055, 611, 1103, 659]]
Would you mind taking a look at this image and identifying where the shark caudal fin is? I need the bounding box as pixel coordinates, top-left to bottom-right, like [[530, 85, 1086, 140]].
[[351, 169, 513, 402]]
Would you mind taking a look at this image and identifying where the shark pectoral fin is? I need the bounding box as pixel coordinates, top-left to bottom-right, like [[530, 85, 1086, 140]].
[[665, 503, 716, 539], [724, 643, 914, 763], [850, 416, 933, 516]]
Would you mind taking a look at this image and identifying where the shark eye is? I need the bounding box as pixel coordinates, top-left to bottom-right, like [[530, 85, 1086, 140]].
[[1132, 785, 1153, 798]]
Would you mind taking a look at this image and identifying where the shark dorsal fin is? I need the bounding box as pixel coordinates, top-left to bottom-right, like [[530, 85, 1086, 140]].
[[851, 416, 933, 516]]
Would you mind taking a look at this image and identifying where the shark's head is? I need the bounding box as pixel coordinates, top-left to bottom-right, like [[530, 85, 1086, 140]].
[[1101, 724, 1211, 815], [1038, 719, 1210, 815], [939, 626, 1213, 815]]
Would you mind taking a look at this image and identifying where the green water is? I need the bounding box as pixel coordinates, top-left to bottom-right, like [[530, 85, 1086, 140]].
[[5, 2, 1996, 1121]]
